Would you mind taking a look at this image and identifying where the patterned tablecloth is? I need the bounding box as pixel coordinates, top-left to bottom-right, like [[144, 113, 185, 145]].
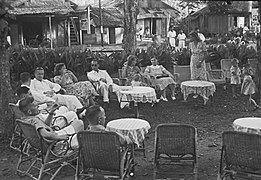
[[119, 86, 157, 104], [106, 118, 151, 147], [233, 117, 261, 135], [181, 80, 216, 105]]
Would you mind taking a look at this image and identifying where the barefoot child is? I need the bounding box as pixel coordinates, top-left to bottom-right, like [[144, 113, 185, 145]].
[[241, 63, 260, 111], [230, 58, 241, 98]]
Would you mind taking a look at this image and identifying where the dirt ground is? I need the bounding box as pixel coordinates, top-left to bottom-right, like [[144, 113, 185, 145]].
[[1, 85, 261, 180]]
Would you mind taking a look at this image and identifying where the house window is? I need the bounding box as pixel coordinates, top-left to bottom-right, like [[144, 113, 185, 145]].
[[91, 25, 95, 34]]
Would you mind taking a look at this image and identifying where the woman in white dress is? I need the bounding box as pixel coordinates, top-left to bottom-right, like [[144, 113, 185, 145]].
[[144, 58, 176, 102]]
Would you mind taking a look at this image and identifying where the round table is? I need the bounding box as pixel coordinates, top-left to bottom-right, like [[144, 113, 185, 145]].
[[233, 117, 261, 135], [181, 80, 216, 105], [119, 86, 157, 117], [106, 118, 151, 148]]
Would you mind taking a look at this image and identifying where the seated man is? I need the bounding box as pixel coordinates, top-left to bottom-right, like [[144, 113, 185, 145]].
[[84, 105, 131, 145], [16, 86, 69, 120], [19, 96, 84, 148], [87, 59, 126, 105], [29, 68, 84, 113]]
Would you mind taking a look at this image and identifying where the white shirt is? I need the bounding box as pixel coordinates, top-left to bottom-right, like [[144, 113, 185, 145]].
[[21, 84, 55, 104], [167, 30, 176, 38], [177, 33, 186, 41], [87, 70, 113, 85], [30, 78, 61, 94]]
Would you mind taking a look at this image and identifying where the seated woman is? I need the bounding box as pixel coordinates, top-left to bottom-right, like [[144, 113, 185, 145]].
[[144, 58, 176, 102], [54, 63, 98, 107], [122, 55, 148, 86]]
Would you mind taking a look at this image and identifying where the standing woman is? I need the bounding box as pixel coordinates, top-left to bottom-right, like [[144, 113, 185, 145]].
[[189, 31, 207, 80], [54, 63, 98, 107]]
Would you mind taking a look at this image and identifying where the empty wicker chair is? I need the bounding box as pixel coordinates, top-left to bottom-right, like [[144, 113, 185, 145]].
[[206, 63, 226, 89], [153, 123, 198, 180], [218, 131, 261, 180], [220, 59, 232, 82], [16, 119, 78, 180], [76, 131, 135, 180], [248, 58, 258, 77]]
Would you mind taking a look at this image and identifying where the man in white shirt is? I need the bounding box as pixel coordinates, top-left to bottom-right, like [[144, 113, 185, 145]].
[[30, 67, 84, 112], [87, 60, 123, 104], [167, 26, 176, 49], [176, 29, 186, 51], [195, 27, 205, 42]]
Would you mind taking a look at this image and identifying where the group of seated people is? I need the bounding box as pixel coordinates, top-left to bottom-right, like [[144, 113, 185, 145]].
[[14, 54, 178, 150]]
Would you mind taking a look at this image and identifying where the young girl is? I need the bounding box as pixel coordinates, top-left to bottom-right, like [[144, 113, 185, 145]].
[[241, 63, 260, 111], [230, 58, 241, 98]]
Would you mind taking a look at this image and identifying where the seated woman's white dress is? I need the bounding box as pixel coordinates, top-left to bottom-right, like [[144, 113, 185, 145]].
[[145, 65, 176, 90]]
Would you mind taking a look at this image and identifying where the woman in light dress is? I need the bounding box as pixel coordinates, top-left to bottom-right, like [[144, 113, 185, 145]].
[[189, 31, 207, 81], [144, 58, 176, 102], [241, 63, 260, 111], [54, 63, 98, 107]]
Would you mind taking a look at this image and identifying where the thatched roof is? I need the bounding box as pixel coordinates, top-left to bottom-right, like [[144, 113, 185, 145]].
[[90, 7, 124, 27], [8, 0, 74, 15]]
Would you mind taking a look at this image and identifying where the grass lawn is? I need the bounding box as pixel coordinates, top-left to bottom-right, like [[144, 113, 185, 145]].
[[0, 84, 261, 180]]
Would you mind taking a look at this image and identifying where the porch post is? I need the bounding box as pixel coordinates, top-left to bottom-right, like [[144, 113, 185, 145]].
[[48, 16, 53, 49], [87, 6, 91, 34], [68, 18, 71, 46], [20, 23, 24, 45]]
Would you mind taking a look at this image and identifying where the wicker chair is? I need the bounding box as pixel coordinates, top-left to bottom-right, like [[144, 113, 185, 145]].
[[217, 131, 261, 180], [220, 59, 232, 82], [9, 103, 25, 152], [206, 63, 226, 89], [153, 123, 198, 180], [76, 131, 135, 180], [248, 58, 258, 77], [16, 119, 78, 180]]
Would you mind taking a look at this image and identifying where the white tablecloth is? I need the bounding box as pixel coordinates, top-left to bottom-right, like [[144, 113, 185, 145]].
[[119, 86, 157, 105], [233, 117, 261, 135], [181, 80, 216, 104], [106, 118, 151, 147]]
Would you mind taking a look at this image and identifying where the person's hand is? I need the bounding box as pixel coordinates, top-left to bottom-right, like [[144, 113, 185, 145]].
[[58, 134, 69, 140], [100, 78, 107, 83], [123, 61, 128, 67], [44, 90, 55, 97]]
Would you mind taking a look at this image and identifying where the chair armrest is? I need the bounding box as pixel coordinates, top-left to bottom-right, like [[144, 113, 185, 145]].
[[112, 78, 120, 85], [119, 78, 128, 86]]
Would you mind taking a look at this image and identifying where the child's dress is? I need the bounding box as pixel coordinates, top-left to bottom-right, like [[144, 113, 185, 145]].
[[230, 66, 241, 84], [241, 67, 257, 95]]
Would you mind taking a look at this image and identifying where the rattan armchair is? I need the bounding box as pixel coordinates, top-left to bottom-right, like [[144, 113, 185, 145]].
[[9, 103, 25, 152], [218, 131, 261, 180], [16, 119, 78, 180], [206, 63, 226, 90], [76, 131, 135, 180], [154, 123, 198, 180]]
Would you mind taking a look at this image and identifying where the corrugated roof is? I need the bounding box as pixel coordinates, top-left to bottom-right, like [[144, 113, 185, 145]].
[[8, 0, 74, 15], [90, 7, 123, 27]]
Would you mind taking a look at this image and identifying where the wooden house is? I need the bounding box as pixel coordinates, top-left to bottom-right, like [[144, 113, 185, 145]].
[[7, 0, 78, 48], [188, 1, 255, 36], [75, 5, 124, 45]]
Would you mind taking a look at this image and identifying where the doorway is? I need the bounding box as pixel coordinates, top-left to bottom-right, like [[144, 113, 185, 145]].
[[109, 27, 116, 44], [22, 22, 43, 46]]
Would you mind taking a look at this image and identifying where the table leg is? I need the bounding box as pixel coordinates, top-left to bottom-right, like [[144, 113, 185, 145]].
[[134, 102, 139, 118]]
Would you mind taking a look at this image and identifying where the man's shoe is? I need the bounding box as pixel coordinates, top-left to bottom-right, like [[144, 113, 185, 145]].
[[171, 96, 176, 100], [160, 96, 168, 102]]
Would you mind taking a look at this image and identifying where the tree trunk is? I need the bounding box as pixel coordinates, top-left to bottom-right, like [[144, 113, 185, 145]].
[[0, 18, 14, 136], [257, 1, 261, 104], [122, 0, 138, 54]]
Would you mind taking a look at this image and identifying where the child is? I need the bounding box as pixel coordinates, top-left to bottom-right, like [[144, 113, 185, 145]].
[[230, 58, 241, 98], [241, 63, 260, 111], [131, 74, 146, 87]]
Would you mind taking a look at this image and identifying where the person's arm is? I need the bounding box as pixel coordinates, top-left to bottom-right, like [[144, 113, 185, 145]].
[[104, 71, 113, 85], [67, 70, 78, 83], [45, 79, 61, 92], [44, 103, 59, 126], [162, 65, 174, 78], [38, 128, 68, 140]]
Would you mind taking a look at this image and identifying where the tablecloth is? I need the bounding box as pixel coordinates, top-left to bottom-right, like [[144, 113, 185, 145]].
[[106, 118, 151, 147], [233, 117, 261, 135], [181, 80, 216, 105]]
